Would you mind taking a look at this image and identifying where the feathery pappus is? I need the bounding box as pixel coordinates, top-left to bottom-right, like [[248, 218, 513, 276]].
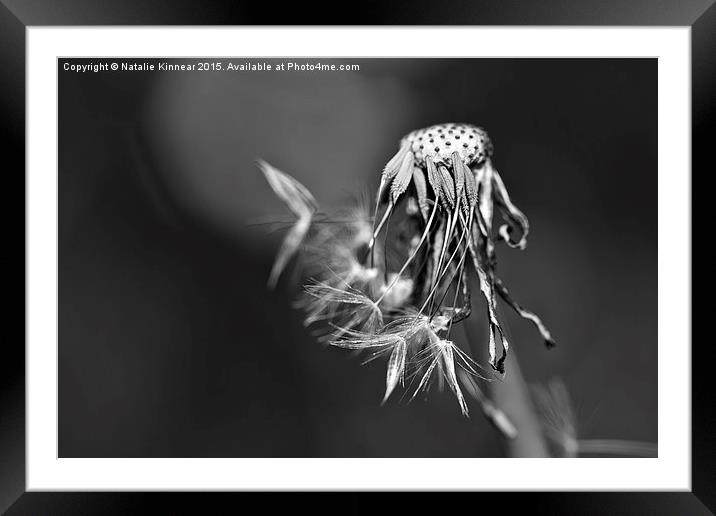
[[256, 123, 555, 418]]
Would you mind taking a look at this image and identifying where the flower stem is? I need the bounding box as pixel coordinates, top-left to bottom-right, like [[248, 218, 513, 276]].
[[463, 314, 550, 457]]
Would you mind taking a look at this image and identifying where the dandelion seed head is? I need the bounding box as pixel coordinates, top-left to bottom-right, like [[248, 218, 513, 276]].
[[258, 121, 556, 417], [403, 123, 492, 168]]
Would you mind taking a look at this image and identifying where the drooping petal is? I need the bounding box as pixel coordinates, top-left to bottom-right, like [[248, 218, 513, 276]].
[[489, 161, 529, 250], [496, 333, 509, 374], [487, 321, 499, 370], [471, 165, 493, 254], [494, 276, 556, 348], [466, 224, 508, 373], [256, 160, 318, 287]]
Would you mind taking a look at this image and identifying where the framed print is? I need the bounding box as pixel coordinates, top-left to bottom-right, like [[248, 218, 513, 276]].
[[2, 1, 709, 514]]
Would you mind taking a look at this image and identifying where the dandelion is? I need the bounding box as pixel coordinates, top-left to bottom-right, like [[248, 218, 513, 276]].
[[256, 122, 555, 416], [370, 123, 554, 372]]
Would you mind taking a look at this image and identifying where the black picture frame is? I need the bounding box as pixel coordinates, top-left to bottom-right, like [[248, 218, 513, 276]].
[[2, 1, 708, 514]]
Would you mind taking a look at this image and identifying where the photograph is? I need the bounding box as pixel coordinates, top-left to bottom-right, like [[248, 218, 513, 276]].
[[58, 56, 658, 459]]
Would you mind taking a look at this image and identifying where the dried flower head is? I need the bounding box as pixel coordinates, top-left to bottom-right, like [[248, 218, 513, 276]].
[[257, 123, 555, 416]]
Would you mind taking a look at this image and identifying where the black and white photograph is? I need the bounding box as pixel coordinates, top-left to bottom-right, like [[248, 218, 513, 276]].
[[58, 57, 657, 459], [0, 3, 707, 510]]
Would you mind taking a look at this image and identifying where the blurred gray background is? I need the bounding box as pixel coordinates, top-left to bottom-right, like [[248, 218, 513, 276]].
[[59, 58, 656, 457]]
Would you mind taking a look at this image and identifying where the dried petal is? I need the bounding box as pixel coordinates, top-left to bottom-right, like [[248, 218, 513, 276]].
[[474, 163, 494, 229], [467, 224, 508, 373], [469, 165, 491, 256], [490, 162, 529, 250], [494, 277, 556, 348], [474, 163, 494, 230]]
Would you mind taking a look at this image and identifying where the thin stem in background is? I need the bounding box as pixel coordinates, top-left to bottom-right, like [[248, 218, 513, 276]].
[[464, 312, 550, 457], [577, 439, 658, 458], [491, 350, 550, 457]]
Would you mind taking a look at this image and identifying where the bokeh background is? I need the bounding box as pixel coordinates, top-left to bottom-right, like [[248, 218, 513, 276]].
[[59, 58, 656, 457]]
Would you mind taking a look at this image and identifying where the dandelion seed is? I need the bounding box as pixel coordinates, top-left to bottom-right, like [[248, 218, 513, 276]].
[[256, 160, 318, 288], [383, 338, 407, 403], [411, 336, 471, 416], [304, 281, 383, 339]]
